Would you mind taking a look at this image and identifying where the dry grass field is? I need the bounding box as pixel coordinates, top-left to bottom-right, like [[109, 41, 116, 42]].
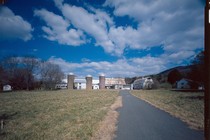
[[0, 90, 118, 140], [131, 90, 204, 130]]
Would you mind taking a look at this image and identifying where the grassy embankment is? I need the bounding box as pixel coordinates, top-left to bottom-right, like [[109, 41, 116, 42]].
[[0, 90, 118, 139], [131, 90, 204, 130]]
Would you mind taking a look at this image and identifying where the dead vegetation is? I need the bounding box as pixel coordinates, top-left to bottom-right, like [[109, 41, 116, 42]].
[[0, 90, 119, 139], [91, 96, 122, 140]]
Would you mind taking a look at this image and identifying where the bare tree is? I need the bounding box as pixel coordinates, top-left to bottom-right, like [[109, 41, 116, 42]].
[[0, 65, 4, 91], [1, 56, 20, 90], [40, 61, 64, 90], [22, 56, 40, 90], [0, 56, 40, 90]]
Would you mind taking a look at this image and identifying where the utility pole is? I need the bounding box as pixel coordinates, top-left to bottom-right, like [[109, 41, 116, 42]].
[[205, 1, 210, 139]]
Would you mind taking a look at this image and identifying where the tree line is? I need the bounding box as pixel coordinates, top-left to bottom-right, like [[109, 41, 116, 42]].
[[0, 56, 64, 91]]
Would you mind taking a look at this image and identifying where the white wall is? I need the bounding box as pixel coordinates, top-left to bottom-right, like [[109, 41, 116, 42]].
[[177, 79, 190, 89]]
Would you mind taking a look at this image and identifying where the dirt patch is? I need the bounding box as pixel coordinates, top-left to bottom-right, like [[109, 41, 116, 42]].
[[91, 96, 122, 140]]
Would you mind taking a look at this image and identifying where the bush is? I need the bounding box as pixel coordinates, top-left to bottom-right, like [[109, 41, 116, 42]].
[[159, 82, 172, 89]]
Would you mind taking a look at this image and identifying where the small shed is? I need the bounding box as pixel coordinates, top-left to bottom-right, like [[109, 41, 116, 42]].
[[3, 85, 12, 91]]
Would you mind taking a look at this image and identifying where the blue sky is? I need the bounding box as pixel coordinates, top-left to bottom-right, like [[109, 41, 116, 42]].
[[0, 0, 204, 78]]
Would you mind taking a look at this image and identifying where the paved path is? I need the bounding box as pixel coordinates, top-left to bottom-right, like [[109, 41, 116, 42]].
[[115, 90, 204, 140]]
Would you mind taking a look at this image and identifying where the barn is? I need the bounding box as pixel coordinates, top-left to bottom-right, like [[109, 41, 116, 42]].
[[133, 77, 154, 90]]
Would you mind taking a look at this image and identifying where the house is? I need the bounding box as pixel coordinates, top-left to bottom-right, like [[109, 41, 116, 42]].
[[133, 77, 154, 90], [74, 78, 86, 89], [73, 79, 100, 90], [176, 78, 203, 89], [92, 79, 99, 89], [3, 85, 12, 91]]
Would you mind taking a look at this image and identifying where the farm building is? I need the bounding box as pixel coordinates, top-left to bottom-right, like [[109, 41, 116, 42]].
[[74, 78, 86, 89], [176, 78, 203, 90], [133, 77, 154, 89], [3, 85, 12, 91], [73, 78, 100, 90], [73, 78, 126, 90], [55, 83, 67, 89], [92, 79, 99, 89], [105, 78, 126, 89], [62, 75, 128, 90]]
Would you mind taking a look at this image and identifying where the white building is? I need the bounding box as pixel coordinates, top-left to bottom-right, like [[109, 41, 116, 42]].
[[105, 78, 126, 89], [74, 78, 86, 89], [176, 78, 203, 90], [55, 83, 67, 89], [3, 85, 12, 91], [73, 79, 99, 90], [63, 76, 128, 90], [133, 77, 154, 89], [92, 79, 99, 89], [176, 78, 191, 89]]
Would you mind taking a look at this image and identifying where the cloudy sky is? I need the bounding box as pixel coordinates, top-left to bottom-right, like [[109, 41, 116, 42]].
[[0, 0, 205, 78]]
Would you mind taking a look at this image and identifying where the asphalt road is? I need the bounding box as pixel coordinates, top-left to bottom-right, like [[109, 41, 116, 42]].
[[115, 90, 204, 140]]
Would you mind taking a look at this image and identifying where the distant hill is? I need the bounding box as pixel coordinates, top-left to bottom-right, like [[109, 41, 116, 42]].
[[125, 65, 194, 84], [155, 65, 194, 83], [158, 65, 192, 76]]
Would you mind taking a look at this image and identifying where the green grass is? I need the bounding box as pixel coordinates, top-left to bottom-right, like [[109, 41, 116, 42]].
[[131, 90, 204, 130], [0, 90, 118, 140]]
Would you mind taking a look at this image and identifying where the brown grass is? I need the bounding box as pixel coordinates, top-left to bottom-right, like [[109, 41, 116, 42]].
[[0, 90, 119, 140], [91, 96, 122, 140], [131, 90, 204, 130]]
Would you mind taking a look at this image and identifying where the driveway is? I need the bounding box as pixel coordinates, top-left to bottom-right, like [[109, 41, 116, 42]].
[[115, 90, 204, 140]]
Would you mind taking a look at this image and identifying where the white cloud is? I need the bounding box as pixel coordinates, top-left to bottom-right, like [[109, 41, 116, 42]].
[[52, 0, 203, 59], [104, 0, 204, 58], [130, 56, 166, 74], [0, 6, 33, 41], [167, 51, 195, 64], [34, 8, 85, 46], [46, 0, 203, 69], [60, 4, 118, 54], [48, 56, 167, 78]]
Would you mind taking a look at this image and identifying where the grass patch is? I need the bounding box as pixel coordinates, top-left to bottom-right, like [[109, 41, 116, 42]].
[[0, 90, 118, 140], [92, 96, 122, 140], [131, 90, 204, 130]]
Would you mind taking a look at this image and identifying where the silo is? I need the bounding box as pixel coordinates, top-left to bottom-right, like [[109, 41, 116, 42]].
[[86, 75, 92, 90], [99, 74, 105, 89], [67, 73, 75, 89]]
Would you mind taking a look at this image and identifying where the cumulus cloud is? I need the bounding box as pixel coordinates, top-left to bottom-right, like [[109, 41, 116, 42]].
[[60, 4, 118, 54], [0, 6, 33, 41], [48, 56, 166, 78], [104, 0, 204, 57], [51, 0, 203, 59], [34, 9, 85, 46], [36, 0, 203, 70]]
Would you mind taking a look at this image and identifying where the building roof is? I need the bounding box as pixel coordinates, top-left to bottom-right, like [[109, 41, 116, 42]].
[[177, 78, 203, 85], [74, 78, 86, 83], [105, 78, 126, 85]]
